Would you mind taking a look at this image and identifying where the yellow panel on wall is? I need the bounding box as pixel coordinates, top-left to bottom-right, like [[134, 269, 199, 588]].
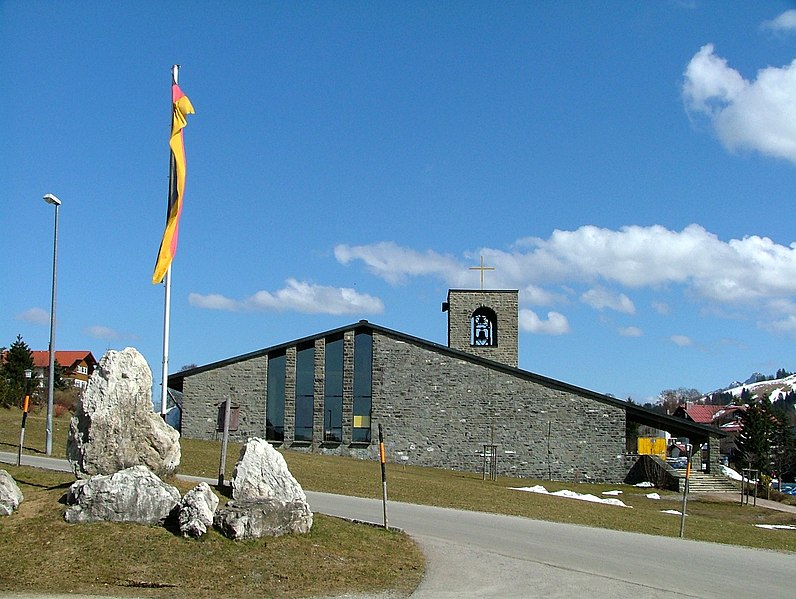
[[353, 415, 371, 428]]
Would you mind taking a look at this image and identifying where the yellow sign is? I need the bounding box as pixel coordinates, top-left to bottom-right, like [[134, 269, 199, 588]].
[[638, 437, 667, 458]]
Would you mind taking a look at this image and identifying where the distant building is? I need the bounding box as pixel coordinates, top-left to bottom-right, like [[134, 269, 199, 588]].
[[170, 288, 723, 483], [31, 351, 98, 390]]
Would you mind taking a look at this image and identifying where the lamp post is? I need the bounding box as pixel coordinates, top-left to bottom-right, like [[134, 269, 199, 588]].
[[43, 193, 61, 456]]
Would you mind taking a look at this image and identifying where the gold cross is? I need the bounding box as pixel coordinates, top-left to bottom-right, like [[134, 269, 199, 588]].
[[469, 255, 495, 290]]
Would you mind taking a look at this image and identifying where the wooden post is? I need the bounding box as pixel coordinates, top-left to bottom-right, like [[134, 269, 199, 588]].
[[679, 443, 692, 538]]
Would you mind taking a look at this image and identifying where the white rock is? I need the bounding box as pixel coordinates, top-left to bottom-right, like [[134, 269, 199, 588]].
[[178, 482, 219, 538], [0, 470, 23, 516], [231, 438, 307, 503], [67, 347, 180, 477], [64, 465, 180, 525]]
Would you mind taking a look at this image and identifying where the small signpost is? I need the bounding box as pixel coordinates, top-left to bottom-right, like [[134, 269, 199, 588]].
[[218, 394, 233, 487], [679, 443, 692, 538]]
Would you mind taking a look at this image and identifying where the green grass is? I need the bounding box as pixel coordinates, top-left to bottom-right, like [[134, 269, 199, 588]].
[[2, 405, 796, 599], [0, 465, 423, 598]]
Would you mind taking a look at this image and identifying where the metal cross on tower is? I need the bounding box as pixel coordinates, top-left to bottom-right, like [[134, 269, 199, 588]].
[[469, 255, 495, 290]]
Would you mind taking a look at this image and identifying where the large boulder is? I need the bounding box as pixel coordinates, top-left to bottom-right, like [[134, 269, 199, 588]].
[[178, 482, 219, 538], [64, 465, 180, 525], [215, 437, 312, 539], [67, 347, 180, 477], [231, 437, 307, 503], [0, 470, 23, 516], [214, 499, 313, 540]]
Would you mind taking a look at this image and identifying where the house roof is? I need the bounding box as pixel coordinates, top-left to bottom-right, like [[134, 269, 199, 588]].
[[31, 350, 98, 370], [168, 320, 724, 440]]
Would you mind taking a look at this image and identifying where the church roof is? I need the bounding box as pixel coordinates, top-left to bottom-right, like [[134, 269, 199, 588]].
[[168, 320, 723, 440]]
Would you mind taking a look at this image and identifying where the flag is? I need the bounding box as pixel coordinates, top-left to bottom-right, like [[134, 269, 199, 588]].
[[152, 83, 195, 284]]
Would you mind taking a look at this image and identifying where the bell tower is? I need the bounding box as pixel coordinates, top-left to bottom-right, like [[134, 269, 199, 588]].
[[442, 257, 518, 367]]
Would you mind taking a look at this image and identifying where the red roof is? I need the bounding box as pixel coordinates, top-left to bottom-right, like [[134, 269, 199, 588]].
[[30, 351, 97, 369], [680, 404, 724, 424]]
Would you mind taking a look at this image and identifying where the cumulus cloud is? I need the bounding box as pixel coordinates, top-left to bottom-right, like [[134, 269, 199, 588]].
[[581, 287, 635, 314], [189, 279, 384, 315], [16, 307, 49, 325], [85, 325, 120, 340], [670, 335, 694, 347], [519, 309, 571, 335], [682, 44, 796, 164], [335, 242, 460, 285], [762, 10, 796, 33]]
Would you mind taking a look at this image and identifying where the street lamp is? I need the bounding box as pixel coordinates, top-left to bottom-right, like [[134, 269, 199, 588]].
[[43, 193, 61, 456]]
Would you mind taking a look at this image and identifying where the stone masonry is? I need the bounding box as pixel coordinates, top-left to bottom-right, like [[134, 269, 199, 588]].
[[446, 289, 519, 368]]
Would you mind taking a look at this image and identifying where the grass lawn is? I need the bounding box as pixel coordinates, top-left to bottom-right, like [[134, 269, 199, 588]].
[[1, 405, 796, 599]]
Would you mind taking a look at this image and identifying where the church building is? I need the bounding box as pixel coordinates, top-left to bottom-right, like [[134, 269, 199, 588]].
[[170, 287, 722, 483]]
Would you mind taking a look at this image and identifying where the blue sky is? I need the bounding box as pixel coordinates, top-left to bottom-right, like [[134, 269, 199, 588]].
[[3, 1, 796, 403]]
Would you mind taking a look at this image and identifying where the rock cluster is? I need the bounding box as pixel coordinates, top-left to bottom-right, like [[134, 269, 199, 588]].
[[0, 470, 23, 516], [67, 347, 180, 478]]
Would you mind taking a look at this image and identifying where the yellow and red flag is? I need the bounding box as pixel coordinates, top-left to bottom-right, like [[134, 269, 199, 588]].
[[152, 83, 195, 284]]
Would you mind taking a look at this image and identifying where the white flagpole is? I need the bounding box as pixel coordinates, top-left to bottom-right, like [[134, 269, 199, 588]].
[[160, 64, 180, 418], [160, 265, 172, 417]]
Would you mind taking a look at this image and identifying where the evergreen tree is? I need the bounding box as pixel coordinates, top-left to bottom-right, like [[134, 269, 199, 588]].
[[770, 405, 796, 482], [735, 400, 774, 474], [1, 335, 35, 407]]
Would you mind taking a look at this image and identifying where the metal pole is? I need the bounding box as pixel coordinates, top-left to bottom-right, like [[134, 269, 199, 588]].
[[45, 200, 59, 456], [17, 395, 30, 466], [379, 424, 388, 529]]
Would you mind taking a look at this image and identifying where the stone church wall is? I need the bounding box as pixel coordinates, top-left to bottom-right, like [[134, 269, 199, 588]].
[[178, 327, 629, 482], [181, 355, 267, 442], [372, 332, 628, 482]]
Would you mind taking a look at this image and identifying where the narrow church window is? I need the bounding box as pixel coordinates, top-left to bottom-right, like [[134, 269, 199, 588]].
[[266, 351, 286, 442], [471, 307, 498, 346], [323, 336, 344, 443], [294, 344, 314, 442], [352, 331, 372, 443]]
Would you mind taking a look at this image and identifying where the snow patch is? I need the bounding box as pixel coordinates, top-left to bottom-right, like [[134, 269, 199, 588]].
[[512, 485, 631, 507]]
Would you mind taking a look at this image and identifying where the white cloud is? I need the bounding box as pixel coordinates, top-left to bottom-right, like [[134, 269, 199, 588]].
[[670, 335, 693, 347], [188, 293, 239, 311], [683, 44, 796, 165], [522, 284, 566, 306], [581, 287, 635, 314], [85, 325, 120, 340], [519, 309, 571, 335], [335, 242, 460, 285], [16, 307, 49, 326], [189, 279, 384, 316], [619, 326, 643, 337], [762, 10, 796, 33]]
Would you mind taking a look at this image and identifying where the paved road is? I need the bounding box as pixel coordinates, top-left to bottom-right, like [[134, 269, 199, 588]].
[[308, 490, 795, 598], [4, 453, 795, 597]]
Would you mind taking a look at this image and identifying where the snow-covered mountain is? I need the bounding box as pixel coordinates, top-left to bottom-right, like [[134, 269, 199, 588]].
[[708, 373, 796, 403]]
